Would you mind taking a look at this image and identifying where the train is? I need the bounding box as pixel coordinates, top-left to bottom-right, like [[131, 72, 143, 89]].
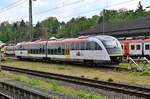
[[3, 36, 150, 62], [14, 35, 123, 65], [3, 44, 16, 56], [120, 39, 150, 59]]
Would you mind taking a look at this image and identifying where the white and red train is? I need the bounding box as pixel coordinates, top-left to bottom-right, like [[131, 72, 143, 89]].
[[14, 35, 123, 64], [4, 36, 150, 62], [3, 44, 16, 56], [120, 39, 150, 59]]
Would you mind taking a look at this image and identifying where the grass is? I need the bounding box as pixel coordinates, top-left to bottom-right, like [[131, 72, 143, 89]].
[[0, 71, 13, 78], [2, 58, 150, 85], [119, 63, 150, 68], [0, 71, 106, 99], [119, 62, 150, 76]]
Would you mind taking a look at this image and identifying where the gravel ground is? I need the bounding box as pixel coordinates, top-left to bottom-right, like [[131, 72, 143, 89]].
[[2, 59, 150, 86], [24, 74, 148, 99], [2, 58, 150, 99], [53, 79, 147, 99]]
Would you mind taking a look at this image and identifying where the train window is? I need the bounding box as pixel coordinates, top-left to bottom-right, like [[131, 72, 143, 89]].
[[145, 44, 150, 50], [36, 49, 40, 54], [77, 43, 80, 50], [90, 42, 95, 50], [39, 48, 42, 54], [61, 43, 65, 55], [48, 49, 50, 54], [30, 49, 32, 54], [19, 45, 23, 49], [74, 43, 76, 50], [95, 42, 102, 50], [136, 45, 141, 50], [131, 45, 135, 50], [48, 44, 52, 55], [33, 49, 35, 54], [86, 42, 91, 50], [74, 43, 79, 50], [71, 43, 74, 50], [35, 49, 37, 54], [54, 48, 57, 54], [28, 49, 31, 54], [121, 45, 123, 49], [58, 46, 61, 55], [80, 42, 85, 50], [36, 49, 38, 54], [32, 49, 34, 54], [31, 49, 33, 54], [41, 48, 44, 54], [51, 49, 54, 55], [37, 49, 39, 54]]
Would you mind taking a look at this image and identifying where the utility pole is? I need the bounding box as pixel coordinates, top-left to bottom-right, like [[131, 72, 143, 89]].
[[102, 0, 108, 35], [102, 9, 105, 35], [29, 0, 33, 40]]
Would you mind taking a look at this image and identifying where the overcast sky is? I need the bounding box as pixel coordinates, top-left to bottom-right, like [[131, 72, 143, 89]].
[[0, 0, 150, 24]]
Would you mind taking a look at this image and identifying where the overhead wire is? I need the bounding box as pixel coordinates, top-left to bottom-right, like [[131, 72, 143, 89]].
[[0, 0, 145, 23], [11, 0, 87, 22], [33, 0, 85, 15], [59, 0, 140, 20], [0, 0, 26, 15], [6, 0, 86, 22], [23, 0, 138, 23]]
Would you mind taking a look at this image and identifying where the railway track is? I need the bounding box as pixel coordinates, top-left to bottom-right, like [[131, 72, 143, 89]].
[[0, 79, 56, 99], [0, 92, 13, 99], [4, 56, 131, 71], [1, 65, 150, 98]]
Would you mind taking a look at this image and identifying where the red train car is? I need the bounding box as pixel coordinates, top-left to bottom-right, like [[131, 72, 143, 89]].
[[120, 39, 150, 59]]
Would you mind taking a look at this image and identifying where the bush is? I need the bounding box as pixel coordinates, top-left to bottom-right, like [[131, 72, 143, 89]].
[[94, 77, 99, 80], [140, 71, 150, 76], [107, 78, 114, 82]]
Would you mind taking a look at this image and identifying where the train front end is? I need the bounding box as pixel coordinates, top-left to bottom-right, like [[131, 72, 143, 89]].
[[97, 35, 123, 64]]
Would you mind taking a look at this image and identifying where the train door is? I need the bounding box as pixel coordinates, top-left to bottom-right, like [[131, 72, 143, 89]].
[[65, 43, 70, 61], [13, 46, 16, 55], [124, 42, 129, 55], [121, 43, 124, 54], [144, 42, 150, 57]]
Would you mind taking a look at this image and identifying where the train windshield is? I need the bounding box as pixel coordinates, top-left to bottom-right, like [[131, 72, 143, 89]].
[[101, 39, 122, 55], [96, 36, 122, 55], [102, 40, 118, 48]]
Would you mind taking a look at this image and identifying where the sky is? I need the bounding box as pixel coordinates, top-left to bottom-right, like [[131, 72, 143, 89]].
[[0, 0, 150, 24]]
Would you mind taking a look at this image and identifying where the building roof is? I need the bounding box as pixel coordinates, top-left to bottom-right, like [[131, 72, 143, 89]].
[[79, 16, 150, 37]]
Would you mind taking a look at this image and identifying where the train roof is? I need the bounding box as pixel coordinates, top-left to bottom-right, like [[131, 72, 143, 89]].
[[17, 38, 89, 45], [120, 39, 143, 43], [16, 35, 117, 45], [95, 35, 117, 41], [144, 39, 150, 42], [120, 39, 150, 43]]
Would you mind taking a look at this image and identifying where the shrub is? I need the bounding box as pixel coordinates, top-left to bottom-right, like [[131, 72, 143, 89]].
[[108, 78, 114, 82]]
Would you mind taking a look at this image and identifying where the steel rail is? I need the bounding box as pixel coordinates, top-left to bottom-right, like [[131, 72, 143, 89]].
[[1, 65, 150, 98], [0, 81, 53, 99], [0, 92, 13, 99]]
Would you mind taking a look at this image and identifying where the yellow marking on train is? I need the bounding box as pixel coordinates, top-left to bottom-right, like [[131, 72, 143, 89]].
[[109, 54, 123, 56], [65, 45, 71, 61]]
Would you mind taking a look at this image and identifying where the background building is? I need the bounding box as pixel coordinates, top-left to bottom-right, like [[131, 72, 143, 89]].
[[78, 17, 150, 38]]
